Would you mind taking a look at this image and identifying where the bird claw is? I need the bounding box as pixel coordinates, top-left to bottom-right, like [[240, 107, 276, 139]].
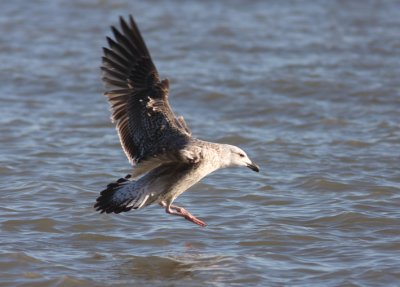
[[187, 215, 207, 227], [164, 204, 207, 227]]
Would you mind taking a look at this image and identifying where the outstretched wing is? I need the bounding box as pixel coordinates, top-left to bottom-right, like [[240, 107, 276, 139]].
[[101, 15, 191, 165]]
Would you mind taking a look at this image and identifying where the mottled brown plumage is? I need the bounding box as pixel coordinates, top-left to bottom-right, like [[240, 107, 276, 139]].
[[95, 16, 259, 227], [101, 16, 191, 165]]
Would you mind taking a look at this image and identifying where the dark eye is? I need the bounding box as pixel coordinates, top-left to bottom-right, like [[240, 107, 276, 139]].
[[239, 153, 245, 158]]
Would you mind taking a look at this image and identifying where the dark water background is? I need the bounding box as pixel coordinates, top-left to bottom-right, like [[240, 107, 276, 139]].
[[1, 1, 400, 286]]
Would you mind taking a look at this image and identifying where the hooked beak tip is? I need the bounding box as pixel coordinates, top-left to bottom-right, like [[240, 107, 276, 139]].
[[247, 162, 260, 172]]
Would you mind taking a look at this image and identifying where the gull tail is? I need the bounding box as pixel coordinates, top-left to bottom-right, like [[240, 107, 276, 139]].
[[94, 175, 149, 214]]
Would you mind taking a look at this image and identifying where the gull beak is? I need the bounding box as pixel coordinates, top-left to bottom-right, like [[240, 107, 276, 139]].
[[247, 162, 260, 172]]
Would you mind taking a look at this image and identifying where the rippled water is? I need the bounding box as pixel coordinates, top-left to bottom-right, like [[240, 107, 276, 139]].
[[1, 1, 400, 286]]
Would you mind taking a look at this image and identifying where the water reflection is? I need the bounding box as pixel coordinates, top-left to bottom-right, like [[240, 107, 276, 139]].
[[117, 255, 194, 281]]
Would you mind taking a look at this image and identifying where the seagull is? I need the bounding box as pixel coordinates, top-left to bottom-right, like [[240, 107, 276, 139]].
[[94, 15, 259, 227]]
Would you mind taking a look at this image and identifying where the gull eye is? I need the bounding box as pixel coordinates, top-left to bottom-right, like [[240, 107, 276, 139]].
[[239, 153, 245, 158]]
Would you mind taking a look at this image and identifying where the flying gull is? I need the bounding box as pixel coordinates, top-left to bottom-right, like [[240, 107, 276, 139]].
[[94, 16, 259, 227]]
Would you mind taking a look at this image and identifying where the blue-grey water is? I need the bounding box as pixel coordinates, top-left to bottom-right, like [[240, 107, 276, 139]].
[[1, 1, 400, 286]]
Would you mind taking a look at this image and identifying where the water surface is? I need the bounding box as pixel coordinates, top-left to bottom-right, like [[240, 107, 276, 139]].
[[1, 1, 400, 286]]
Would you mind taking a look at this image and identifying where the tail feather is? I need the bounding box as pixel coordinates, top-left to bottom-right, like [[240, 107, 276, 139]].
[[94, 175, 141, 214]]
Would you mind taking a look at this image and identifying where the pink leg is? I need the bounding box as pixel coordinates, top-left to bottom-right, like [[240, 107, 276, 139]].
[[159, 201, 207, 227]]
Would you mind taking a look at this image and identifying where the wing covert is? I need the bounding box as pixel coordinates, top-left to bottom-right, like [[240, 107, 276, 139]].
[[101, 15, 191, 165]]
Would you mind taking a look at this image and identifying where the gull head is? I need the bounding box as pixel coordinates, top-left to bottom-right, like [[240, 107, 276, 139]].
[[224, 145, 260, 172]]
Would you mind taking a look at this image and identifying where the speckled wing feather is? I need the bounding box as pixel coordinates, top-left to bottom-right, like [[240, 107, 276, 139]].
[[101, 16, 191, 165]]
